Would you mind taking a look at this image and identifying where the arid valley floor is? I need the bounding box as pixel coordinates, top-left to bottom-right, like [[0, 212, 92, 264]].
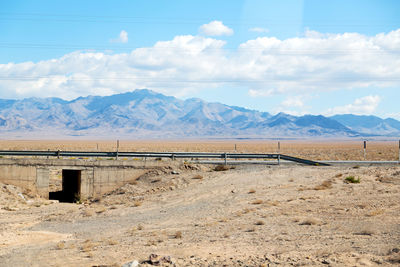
[[0, 141, 399, 266]]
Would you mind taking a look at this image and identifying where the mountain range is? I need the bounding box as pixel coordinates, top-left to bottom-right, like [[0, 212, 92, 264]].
[[0, 89, 399, 139]]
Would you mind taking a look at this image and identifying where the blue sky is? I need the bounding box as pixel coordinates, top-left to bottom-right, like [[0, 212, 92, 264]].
[[0, 0, 399, 118]]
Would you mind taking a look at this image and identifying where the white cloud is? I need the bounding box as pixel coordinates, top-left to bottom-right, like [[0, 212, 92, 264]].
[[110, 30, 128, 43], [0, 29, 399, 101], [324, 95, 381, 115], [249, 27, 269, 33], [272, 95, 309, 116], [199, 21, 233, 36], [281, 96, 304, 108]]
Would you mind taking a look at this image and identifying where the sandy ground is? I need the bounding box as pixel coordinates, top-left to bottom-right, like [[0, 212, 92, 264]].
[[1, 162, 400, 266]]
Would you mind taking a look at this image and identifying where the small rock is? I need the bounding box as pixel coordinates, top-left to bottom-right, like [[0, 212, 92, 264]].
[[122, 260, 139, 267], [171, 171, 179, 175], [321, 259, 330, 264]]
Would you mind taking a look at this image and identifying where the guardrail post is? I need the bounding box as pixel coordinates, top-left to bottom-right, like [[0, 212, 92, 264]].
[[363, 140, 367, 160], [224, 153, 227, 165], [116, 140, 119, 160], [172, 153, 175, 161], [57, 150, 60, 159], [278, 154, 280, 165]]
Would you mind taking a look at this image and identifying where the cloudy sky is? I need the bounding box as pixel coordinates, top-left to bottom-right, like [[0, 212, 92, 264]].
[[0, 0, 399, 118]]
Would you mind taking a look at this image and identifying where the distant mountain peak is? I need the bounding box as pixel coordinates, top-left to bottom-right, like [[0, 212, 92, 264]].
[[0, 90, 399, 138]]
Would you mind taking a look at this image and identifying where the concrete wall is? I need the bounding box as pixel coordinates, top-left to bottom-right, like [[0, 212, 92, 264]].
[[0, 158, 161, 200], [0, 163, 36, 190]]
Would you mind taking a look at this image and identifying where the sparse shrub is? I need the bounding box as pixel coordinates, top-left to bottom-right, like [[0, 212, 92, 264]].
[[214, 165, 230, 171], [345, 176, 360, 183]]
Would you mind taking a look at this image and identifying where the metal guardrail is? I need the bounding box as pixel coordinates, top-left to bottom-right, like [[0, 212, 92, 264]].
[[0, 150, 329, 166]]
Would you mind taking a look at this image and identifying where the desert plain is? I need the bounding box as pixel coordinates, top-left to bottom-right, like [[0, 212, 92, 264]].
[[0, 140, 399, 266]]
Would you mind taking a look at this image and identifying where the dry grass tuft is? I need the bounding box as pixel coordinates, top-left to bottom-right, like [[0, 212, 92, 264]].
[[137, 224, 144, 231], [299, 218, 320, 225], [133, 201, 142, 207], [248, 188, 256, 194], [219, 217, 228, 223], [314, 180, 333, 190], [214, 165, 230, 171], [355, 228, 376, 236], [83, 209, 95, 217], [376, 176, 395, 184], [81, 240, 96, 252], [251, 199, 263, 205], [95, 206, 107, 214], [267, 200, 280, 206], [192, 174, 204, 180], [366, 209, 385, 217], [107, 239, 119, 246], [344, 176, 360, 183], [174, 231, 182, 239], [56, 241, 65, 250]]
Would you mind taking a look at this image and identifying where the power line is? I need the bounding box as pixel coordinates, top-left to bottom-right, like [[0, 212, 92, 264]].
[[0, 12, 398, 26], [0, 42, 398, 54], [0, 76, 398, 83]]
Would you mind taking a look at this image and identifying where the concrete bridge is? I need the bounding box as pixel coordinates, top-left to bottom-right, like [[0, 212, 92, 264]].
[[0, 158, 161, 202]]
